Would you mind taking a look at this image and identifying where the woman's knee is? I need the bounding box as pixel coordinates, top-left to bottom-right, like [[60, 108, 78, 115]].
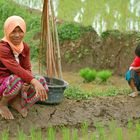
[[4, 75, 23, 96]]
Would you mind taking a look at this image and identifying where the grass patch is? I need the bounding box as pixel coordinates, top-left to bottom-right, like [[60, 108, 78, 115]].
[[57, 22, 94, 42], [64, 85, 130, 99], [64, 85, 91, 100]]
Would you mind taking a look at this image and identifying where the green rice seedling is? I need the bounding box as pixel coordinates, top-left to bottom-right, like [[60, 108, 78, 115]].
[[30, 127, 36, 140], [47, 127, 55, 140], [108, 120, 117, 133], [18, 128, 26, 140], [126, 120, 135, 139], [131, 131, 138, 140], [116, 127, 123, 140], [135, 123, 140, 138], [90, 133, 97, 140], [79, 68, 97, 83], [72, 129, 78, 140], [81, 121, 88, 140], [127, 120, 133, 129], [97, 70, 112, 82], [95, 122, 105, 140], [98, 128, 105, 140], [36, 129, 43, 140], [1, 129, 9, 140], [62, 127, 70, 140]]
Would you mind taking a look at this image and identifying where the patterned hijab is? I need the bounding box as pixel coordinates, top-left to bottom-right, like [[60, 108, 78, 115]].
[[2, 15, 26, 54]]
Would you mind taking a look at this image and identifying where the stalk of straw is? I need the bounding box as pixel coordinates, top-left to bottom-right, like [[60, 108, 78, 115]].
[[39, 0, 63, 79]]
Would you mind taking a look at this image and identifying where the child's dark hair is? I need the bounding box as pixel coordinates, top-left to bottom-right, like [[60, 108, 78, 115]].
[[135, 43, 140, 57]]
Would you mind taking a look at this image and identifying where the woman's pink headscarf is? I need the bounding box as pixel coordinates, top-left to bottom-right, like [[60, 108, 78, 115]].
[[2, 15, 26, 54]]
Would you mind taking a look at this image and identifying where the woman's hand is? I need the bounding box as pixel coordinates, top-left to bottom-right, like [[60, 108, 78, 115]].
[[31, 79, 48, 101]]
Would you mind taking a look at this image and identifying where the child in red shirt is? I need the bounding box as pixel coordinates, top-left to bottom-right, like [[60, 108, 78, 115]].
[[125, 42, 140, 97]]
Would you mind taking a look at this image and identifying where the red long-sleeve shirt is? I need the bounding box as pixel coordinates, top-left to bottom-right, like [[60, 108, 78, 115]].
[[130, 56, 140, 67], [0, 40, 34, 83]]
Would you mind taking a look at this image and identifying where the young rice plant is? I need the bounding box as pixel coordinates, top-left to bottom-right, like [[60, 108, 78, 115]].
[[97, 70, 112, 82], [79, 68, 97, 82]]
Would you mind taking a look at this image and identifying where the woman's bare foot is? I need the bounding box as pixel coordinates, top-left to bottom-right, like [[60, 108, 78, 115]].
[[0, 104, 14, 119], [10, 96, 28, 118]]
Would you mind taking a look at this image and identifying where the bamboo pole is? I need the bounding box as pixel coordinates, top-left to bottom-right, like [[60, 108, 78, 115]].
[[46, 0, 55, 78], [39, 0, 48, 75], [39, 0, 63, 79], [50, 0, 63, 79]]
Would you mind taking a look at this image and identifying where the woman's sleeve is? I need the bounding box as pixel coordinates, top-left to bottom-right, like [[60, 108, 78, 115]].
[[0, 45, 34, 83], [20, 43, 32, 72]]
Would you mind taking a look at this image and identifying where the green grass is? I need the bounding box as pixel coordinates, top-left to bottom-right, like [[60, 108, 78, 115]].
[[64, 85, 91, 100], [64, 85, 131, 100], [0, 0, 41, 60]]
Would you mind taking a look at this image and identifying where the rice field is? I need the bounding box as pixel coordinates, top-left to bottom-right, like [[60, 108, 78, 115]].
[[1, 120, 140, 140], [13, 0, 140, 34]]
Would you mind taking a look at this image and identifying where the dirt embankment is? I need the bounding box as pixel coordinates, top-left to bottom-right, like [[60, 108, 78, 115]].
[[61, 30, 140, 76], [1, 96, 140, 136]]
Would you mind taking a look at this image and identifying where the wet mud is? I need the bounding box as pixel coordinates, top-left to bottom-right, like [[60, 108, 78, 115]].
[[1, 96, 140, 136]]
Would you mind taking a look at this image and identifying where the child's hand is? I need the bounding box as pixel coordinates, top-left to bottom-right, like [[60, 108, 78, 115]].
[[130, 66, 140, 71]]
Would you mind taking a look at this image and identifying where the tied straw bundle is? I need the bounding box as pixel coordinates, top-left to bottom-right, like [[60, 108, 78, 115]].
[[39, 0, 62, 79]]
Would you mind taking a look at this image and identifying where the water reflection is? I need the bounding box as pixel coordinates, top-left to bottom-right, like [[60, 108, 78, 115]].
[[13, 0, 140, 34], [74, 0, 140, 34], [13, 0, 43, 10], [74, 7, 84, 22]]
